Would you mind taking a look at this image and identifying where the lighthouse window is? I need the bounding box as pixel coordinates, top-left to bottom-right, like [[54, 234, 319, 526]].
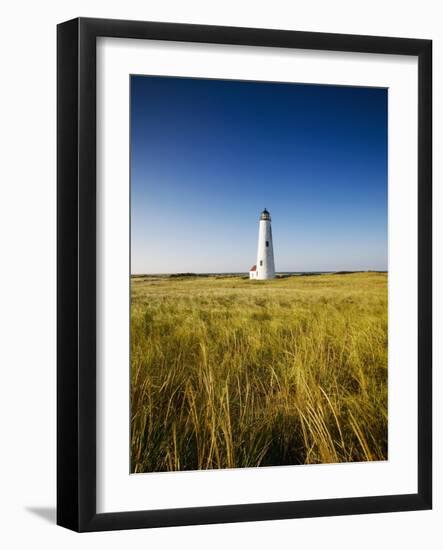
[[266, 241, 269, 247], [260, 260, 263, 266]]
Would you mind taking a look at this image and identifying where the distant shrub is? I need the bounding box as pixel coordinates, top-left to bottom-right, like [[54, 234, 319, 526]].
[[169, 273, 198, 278]]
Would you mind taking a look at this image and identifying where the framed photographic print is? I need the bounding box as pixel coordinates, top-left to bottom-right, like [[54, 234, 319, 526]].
[[57, 18, 432, 531]]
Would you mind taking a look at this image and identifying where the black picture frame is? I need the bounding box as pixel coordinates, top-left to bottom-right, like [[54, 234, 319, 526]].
[[57, 17, 432, 532]]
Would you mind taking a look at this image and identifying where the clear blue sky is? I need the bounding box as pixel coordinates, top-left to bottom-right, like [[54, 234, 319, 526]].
[[131, 75, 387, 274]]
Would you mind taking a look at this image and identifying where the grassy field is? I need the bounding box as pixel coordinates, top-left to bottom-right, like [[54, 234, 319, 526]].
[[131, 272, 388, 473]]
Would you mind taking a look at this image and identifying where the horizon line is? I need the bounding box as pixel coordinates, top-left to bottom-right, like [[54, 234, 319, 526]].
[[131, 269, 388, 276]]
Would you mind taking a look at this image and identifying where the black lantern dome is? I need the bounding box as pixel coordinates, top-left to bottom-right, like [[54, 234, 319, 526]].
[[260, 208, 271, 221]]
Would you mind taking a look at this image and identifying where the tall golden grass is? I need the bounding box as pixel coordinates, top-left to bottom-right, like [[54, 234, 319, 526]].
[[131, 273, 387, 473]]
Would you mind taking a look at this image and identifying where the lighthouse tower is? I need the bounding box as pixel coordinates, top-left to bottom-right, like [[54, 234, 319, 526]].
[[249, 209, 276, 280]]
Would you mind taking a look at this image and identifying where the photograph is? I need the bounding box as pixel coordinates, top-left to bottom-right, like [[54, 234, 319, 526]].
[[130, 75, 388, 474]]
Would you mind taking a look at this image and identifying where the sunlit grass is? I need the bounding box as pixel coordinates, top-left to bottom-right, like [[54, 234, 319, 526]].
[[131, 272, 387, 473]]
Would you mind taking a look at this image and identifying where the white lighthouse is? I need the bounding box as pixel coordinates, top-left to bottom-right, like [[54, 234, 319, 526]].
[[249, 209, 276, 280]]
